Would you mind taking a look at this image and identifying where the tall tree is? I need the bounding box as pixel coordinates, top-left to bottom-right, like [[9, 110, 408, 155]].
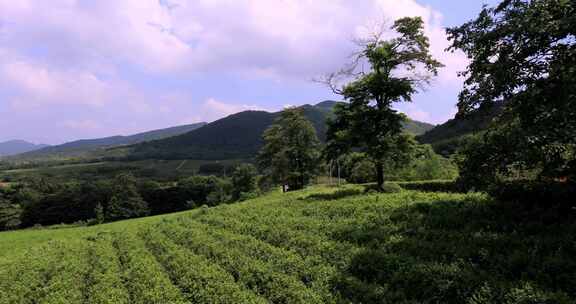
[[231, 164, 259, 200], [258, 108, 321, 192], [0, 199, 21, 231], [447, 0, 576, 184], [106, 173, 149, 221], [324, 17, 442, 190]]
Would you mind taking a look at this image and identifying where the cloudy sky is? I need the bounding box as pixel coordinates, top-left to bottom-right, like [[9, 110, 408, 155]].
[[0, 0, 497, 144]]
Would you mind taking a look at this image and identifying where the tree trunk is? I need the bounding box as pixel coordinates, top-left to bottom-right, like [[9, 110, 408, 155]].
[[376, 161, 385, 191]]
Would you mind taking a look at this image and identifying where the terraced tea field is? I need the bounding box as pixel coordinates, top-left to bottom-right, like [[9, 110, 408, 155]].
[[0, 186, 574, 303]]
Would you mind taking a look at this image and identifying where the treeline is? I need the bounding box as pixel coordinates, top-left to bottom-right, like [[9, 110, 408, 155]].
[[0, 164, 260, 230], [329, 145, 457, 184]]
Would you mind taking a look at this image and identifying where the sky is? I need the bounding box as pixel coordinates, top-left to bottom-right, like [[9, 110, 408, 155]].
[[0, 0, 498, 145]]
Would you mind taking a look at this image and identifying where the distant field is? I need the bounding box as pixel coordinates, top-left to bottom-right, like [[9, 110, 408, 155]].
[[0, 159, 244, 182], [1, 185, 573, 303]]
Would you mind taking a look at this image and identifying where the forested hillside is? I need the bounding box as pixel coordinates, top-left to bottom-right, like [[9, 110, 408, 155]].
[[416, 103, 502, 155], [12, 123, 206, 160], [129, 101, 434, 160]]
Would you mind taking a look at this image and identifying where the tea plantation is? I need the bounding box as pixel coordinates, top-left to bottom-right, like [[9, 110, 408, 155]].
[[0, 186, 574, 303]]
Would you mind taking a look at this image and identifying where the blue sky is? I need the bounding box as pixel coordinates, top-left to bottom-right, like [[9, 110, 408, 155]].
[[0, 0, 497, 144]]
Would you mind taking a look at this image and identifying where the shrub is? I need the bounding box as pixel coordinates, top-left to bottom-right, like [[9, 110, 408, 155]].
[[399, 180, 461, 193], [179, 176, 231, 206], [489, 180, 576, 206], [381, 183, 403, 193], [363, 183, 403, 193], [349, 160, 376, 184], [238, 192, 259, 202], [106, 195, 149, 221], [231, 164, 259, 200]]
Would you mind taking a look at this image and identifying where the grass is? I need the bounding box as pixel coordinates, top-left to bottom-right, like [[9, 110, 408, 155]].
[[0, 185, 574, 303]]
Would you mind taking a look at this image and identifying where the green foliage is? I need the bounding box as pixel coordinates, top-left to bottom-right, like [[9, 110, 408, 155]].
[[417, 104, 502, 156], [105, 173, 149, 221], [130, 104, 330, 161], [398, 180, 460, 193], [11, 123, 206, 161], [392, 144, 459, 181], [336, 145, 458, 184], [447, 0, 576, 189], [326, 17, 441, 189], [489, 180, 576, 206], [238, 191, 259, 202], [380, 183, 403, 194], [94, 203, 105, 225], [122, 101, 432, 161], [178, 175, 231, 207], [349, 159, 376, 184], [231, 164, 259, 200], [0, 202, 21, 231], [258, 108, 321, 191], [198, 162, 235, 176], [1, 186, 576, 303]]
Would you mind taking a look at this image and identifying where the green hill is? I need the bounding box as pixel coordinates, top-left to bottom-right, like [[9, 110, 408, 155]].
[[0, 185, 572, 303], [129, 101, 435, 160], [12, 123, 206, 161], [417, 103, 503, 155]]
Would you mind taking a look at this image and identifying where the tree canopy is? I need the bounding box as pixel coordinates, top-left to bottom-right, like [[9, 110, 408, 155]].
[[258, 108, 321, 191], [325, 17, 442, 189], [448, 0, 576, 184]]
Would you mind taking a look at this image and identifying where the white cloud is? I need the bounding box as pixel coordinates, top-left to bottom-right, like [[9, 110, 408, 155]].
[[0, 0, 466, 83], [401, 104, 432, 122], [1, 60, 111, 109], [61, 120, 102, 130], [0, 0, 467, 142], [201, 98, 268, 120], [205, 98, 265, 115]]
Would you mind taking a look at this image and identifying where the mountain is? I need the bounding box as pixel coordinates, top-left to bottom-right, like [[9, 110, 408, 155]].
[[15, 123, 207, 160], [0, 140, 49, 157], [128, 101, 435, 160], [403, 120, 436, 136], [417, 103, 503, 156]]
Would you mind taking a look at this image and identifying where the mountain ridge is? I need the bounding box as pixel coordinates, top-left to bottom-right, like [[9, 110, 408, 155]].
[[0, 140, 49, 157], [128, 101, 435, 160], [417, 103, 504, 155], [12, 122, 207, 160]]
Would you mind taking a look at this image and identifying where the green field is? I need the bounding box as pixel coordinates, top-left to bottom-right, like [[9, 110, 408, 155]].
[[0, 159, 243, 182], [1, 186, 574, 303]]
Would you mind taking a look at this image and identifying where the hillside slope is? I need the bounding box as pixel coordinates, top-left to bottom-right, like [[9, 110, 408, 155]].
[[0, 140, 49, 157], [417, 103, 503, 155], [13, 123, 206, 160], [0, 186, 572, 303], [129, 101, 435, 160]]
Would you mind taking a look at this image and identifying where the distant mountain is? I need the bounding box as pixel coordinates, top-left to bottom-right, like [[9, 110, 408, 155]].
[[417, 103, 503, 156], [305, 100, 435, 135], [14, 123, 207, 160], [0, 140, 49, 157], [129, 101, 435, 160]]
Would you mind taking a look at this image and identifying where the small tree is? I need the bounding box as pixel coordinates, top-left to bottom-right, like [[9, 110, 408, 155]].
[[324, 17, 441, 190], [105, 173, 149, 221], [231, 164, 259, 200], [178, 175, 231, 207], [94, 203, 105, 224], [258, 108, 321, 192], [0, 202, 22, 231]]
